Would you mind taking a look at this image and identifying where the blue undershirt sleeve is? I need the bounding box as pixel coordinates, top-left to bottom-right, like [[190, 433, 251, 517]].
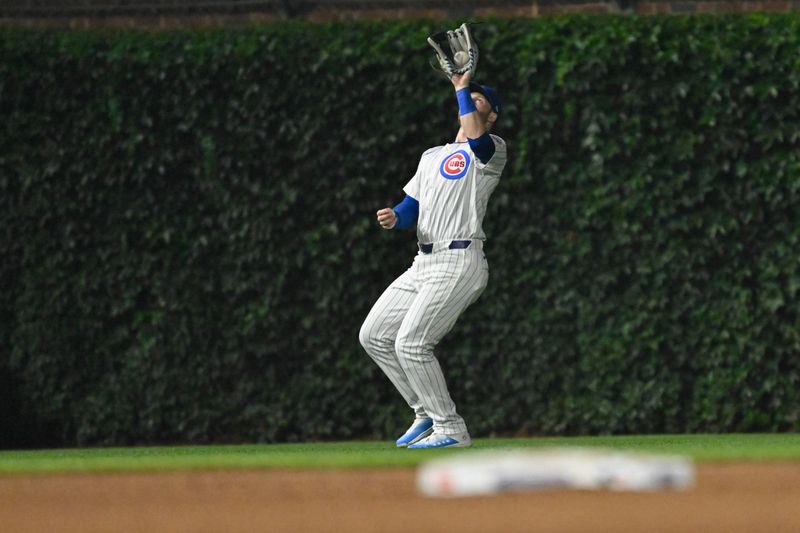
[[392, 194, 419, 230], [468, 132, 496, 165]]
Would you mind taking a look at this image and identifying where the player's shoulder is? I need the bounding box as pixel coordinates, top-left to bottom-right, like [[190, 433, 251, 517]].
[[421, 145, 446, 158], [489, 134, 507, 150]]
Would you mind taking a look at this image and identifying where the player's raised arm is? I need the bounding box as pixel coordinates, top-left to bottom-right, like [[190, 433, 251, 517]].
[[451, 70, 486, 141], [451, 71, 500, 164]]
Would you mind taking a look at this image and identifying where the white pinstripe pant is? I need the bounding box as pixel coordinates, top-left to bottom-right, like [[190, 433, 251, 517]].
[[359, 244, 488, 436]]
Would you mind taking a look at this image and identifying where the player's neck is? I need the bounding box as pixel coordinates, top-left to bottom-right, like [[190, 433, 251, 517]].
[[454, 125, 491, 143]]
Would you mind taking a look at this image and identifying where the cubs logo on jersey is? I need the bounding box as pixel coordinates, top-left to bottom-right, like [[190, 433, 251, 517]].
[[439, 150, 471, 180]]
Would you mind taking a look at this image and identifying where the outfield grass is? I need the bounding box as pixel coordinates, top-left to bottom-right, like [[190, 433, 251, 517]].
[[1, 433, 798, 475]]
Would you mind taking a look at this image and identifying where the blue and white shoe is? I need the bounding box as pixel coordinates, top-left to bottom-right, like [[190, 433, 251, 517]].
[[395, 418, 434, 447], [407, 431, 472, 449]]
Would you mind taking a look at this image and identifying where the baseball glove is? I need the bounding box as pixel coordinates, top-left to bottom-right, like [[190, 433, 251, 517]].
[[427, 23, 479, 79]]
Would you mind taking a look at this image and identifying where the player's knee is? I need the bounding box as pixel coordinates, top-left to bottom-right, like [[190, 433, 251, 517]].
[[358, 320, 374, 351], [359, 319, 386, 353]]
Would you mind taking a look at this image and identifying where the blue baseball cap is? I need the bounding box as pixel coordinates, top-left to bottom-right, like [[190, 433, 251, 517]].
[[469, 82, 502, 120]]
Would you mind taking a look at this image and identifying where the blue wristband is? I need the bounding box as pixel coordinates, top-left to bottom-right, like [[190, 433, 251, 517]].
[[456, 87, 476, 116]]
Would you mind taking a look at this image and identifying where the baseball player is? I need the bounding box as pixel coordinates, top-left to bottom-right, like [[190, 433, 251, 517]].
[[358, 67, 507, 449]]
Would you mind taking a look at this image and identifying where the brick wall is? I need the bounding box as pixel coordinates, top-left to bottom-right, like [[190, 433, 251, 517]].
[[1, 1, 800, 29]]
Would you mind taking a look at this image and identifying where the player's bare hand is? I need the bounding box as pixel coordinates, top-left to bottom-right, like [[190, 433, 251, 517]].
[[376, 208, 397, 230], [451, 70, 471, 90]]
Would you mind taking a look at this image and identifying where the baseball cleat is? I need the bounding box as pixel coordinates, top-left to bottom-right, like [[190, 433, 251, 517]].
[[395, 418, 434, 447], [407, 432, 472, 449]]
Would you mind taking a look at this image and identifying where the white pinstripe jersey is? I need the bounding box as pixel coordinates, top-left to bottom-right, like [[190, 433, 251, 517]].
[[403, 134, 507, 245]]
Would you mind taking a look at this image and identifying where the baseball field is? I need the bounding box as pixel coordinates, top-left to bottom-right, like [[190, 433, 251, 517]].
[[2, 433, 799, 532]]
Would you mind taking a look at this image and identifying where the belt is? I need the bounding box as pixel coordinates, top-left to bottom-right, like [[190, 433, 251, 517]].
[[419, 240, 473, 254]]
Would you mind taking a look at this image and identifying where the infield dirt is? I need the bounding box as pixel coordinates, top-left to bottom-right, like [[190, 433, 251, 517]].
[[1, 463, 799, 532]]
